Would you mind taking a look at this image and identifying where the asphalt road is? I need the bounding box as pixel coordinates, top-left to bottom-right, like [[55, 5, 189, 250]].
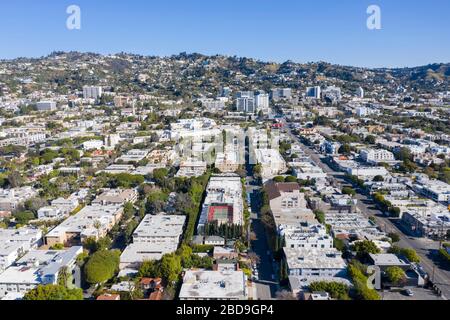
[[246, 172, 278, 300], [283, 120, 450, 300]]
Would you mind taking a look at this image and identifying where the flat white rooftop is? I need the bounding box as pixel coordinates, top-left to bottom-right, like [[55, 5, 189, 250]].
[[179, 270, 248, 300]]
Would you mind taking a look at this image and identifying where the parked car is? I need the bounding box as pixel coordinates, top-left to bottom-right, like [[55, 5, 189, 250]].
[[404, 289, 414, 297]]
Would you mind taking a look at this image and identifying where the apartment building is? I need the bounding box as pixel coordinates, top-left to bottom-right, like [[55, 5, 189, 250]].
[[0, 228, 43, 272], [198, 175, 244, 232], [179, 270, 248, 300], [0, 187, 38, 212], [0, 247, 83, 298], [44, 205, 124, 246], [360, 148, 395, 164], [120, 214, 186, 270], [283, 247, 347, 278]]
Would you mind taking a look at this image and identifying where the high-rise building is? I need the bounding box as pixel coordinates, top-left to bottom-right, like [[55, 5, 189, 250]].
[[254, 91, 270, 111], [236, 97, 256, 113], [306, 86, 321, 99], [356, 87, 364, 98], [271, 88, 292, 101], [36, 101, 57, 111], [322, 86, 342, 103], [83, 86, 103, 100], [236, 91, 254, 99]]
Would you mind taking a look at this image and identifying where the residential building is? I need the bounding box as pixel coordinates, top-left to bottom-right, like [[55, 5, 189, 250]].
[[198, 175, 244, 232], [44, 205, 124, 246], [83, 86, 103, 100], [254, 149, 287, 180], [360, 149, 395, 164], [0, 247, 83, 298], [283, 247, 347, 278], [36, 101, 56, 111], [0, 228, 43, 272], [92, 189, 138, 206], [179, 270, 248, 300], [306, 86, 321, 99]]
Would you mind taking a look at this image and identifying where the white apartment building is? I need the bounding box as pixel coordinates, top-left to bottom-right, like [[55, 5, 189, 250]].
[[116, 149, 150, 163], [82, 139, 104, 151], [0, 228, 43, 272], [198, 175, 244, 232], [254, 91, 269, 111], [283, 248, 347, 278], [44, 205, 123, 246], [200, 98, 226, 111], [132, 214, 186, 246], [0, 246, 82, 298], [179, 270, 248, 300], [119, 214, 186, 269], [413, 176, 450, 203], [360, 148, 395, 163], [254, 149, 287, 180], [175, 160, 207, 178], [83, 86, 103, 100], [280, 224, 334, 250], [0, 187, 38, 212], [36, 101, 56, 111]]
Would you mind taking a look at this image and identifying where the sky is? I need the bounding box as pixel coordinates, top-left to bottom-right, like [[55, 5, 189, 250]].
[[0, 0, 449, 68]]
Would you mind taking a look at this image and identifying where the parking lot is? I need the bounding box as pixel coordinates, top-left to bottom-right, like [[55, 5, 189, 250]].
[[381, 287, 443, 301]]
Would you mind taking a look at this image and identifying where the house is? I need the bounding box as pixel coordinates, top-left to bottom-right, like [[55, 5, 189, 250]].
[[97, 294, 121, 301], [92, 189, 138, 206], [204, 236, 226, 246]]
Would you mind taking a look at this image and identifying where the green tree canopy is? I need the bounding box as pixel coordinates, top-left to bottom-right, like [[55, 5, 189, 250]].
[[385, 266, 407, 285], [84, 250, 120, 284], [24, 285, 83, 301]]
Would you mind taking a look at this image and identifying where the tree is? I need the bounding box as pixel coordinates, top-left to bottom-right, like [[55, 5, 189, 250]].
[[13, 211, 35, 225], [338, 144, 352, 155], [84, 250, 120, 285], [314, 210, 325, 225], [284, 176, 298, 183], [385, 266, 407, 286], [160, 254, 182, 283], [24, 285, 83, 300], [7, 171, 24, 188], [309, 281, 350, 300], [342, 186, 356, 197], [395, 147, 412, 161], [352, 240, 381, 261], [123, 202, 136, 220], [138, 260, 161, 278], [364, 135, 377, 145], [152, 168, 169, 186], [373, 175, 384, 182], [348, 262, 381, 300], [388, 233, 400, 243], [389, 246, 420, 263]]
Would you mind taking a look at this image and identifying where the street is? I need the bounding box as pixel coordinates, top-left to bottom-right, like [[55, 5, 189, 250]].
[[246, 158, 278, 299]]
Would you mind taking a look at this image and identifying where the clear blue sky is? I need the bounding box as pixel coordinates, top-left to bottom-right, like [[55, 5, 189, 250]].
[[0, 0, 449, 68]]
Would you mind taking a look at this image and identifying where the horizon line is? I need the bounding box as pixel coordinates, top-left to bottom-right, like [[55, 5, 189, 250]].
[[1, 50, 449, 70]]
